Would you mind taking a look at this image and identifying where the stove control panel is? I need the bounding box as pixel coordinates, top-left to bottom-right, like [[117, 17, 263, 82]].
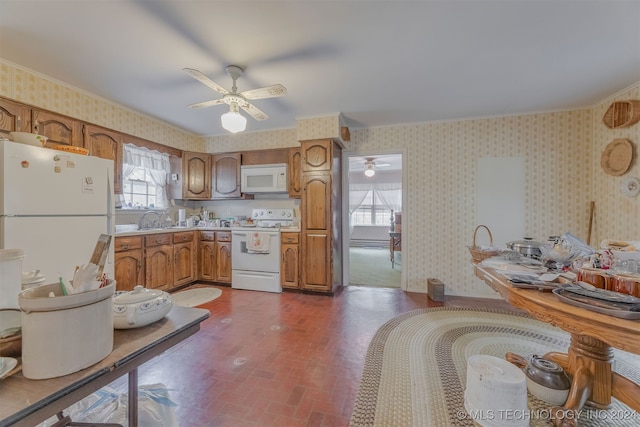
[[251, 208, 295, 221]]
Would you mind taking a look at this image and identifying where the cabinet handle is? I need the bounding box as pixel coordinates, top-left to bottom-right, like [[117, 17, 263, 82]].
[[137, 261, 142, 270], [33, 120, 39, 133], [123, 243, 130, 250]]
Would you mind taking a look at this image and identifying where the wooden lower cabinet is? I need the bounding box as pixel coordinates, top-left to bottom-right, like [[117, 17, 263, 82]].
[[281, 232, 300, 289], [145, 244, 173, 291], [173, 232, 196, 287], [199, 241, 217, 281], [198, 230, 231, 283], [116, 231, 196, 292], [114, 236, 144, 292], [215, 240, 232, 283], [301, 231, 330, 291]]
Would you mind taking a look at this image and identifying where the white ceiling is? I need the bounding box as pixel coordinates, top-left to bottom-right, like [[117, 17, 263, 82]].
[[1, 1, 639, 137]]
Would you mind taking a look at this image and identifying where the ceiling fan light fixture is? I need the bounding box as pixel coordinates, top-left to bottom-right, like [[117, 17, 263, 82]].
[[221, 102, 247, 133], [364, 162, 376, 177]]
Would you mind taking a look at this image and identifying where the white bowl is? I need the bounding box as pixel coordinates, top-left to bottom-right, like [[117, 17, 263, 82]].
[[112, 285, 173, 329], [10, 132, 48, 147]]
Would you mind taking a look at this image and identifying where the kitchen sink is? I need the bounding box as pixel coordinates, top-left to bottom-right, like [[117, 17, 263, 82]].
[[114, 224, 139, 233]]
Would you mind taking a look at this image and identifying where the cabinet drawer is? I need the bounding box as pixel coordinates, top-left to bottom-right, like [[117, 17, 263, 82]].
[[215, 231, 231, 242], [200, 231, 215, 241], [145, 233, 172, 247], [114, 236, 142, 252], [281, 233, 299, 244], [173, 231, 194, 243]]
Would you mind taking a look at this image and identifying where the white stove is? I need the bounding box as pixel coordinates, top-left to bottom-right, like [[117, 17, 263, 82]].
[[230, 208, 296, 293]]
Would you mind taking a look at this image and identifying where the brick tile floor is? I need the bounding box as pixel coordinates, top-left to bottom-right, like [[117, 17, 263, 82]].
[[108, 285, 518, 426]]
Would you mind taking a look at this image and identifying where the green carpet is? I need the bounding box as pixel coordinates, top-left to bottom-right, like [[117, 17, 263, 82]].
[[349, 247, 400, 288]]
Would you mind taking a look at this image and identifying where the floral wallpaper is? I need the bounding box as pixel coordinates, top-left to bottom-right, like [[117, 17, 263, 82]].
[[2, 59, 638, 297], [0, 60, 203, 151]]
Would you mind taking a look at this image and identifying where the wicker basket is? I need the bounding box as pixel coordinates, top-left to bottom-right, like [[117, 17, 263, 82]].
[[468, 225, 500, 264], [602, 100, 640, 129]]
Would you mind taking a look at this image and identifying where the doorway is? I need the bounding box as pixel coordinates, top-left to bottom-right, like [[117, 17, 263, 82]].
[[345, 153, 403, 288]]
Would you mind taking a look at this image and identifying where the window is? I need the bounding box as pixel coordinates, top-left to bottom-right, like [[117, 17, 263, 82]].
[[351, 190, 394, 226], [121, 144, 170, 210], [122, 168, 158, 209]]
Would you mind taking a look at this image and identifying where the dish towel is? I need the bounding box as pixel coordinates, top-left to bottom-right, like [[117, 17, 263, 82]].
[[247, 232, 271, 254]]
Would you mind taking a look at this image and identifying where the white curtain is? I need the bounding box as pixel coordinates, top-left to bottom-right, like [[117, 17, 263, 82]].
[[122, 144, 170, 208], [348, 183, 372, 232], [373, 182, 402, 213]]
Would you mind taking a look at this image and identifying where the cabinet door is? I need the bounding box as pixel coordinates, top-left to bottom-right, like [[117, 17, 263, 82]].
[[0, 98, 31, 136], [174, 241, 195, 286], [281, 243, 299, 289], [301, 139, 332, 172], [84, 124, 123, 194], [212, 153, 241, 199], [114, 249, 144, 291], [145, 245, 173, 290], [301, 231, 330, 291], [33, 109, 83, 148], [215, 241, 232, 283], [302, 174, 331, 231], [199, 241, 216, 281], [288, 147, 302, 198], [183, 152, 211, 199]]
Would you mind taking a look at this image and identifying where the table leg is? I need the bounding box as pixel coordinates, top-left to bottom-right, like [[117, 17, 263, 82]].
[[128, 368, 138, 427], [389, 238, 395, 268], [552, 365, 593, 427]]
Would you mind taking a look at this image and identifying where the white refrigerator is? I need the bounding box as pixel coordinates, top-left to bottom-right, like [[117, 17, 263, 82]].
[[0, 140, 115, 286]]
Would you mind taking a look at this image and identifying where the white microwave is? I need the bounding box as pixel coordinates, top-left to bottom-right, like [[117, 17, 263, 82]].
[[240, 163, 288, 193]]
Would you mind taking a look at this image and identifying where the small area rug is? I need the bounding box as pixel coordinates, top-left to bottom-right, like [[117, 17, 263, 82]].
[[171, 287, 222, 307], [350, 307, 640, 427]]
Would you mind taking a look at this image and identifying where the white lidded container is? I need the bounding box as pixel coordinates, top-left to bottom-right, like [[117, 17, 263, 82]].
[[464, 354, 529, 427], [0, 249, 24, 309], [18, 281, 115, 379]]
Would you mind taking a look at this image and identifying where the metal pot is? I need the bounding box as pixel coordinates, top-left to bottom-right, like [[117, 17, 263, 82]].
[[506, 353, 571, 406], [506, 238, 544, 259]]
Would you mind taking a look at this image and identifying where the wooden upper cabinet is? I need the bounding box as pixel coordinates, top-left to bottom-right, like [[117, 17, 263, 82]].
[[0, 98, 31, 136], [302, 174, 331, 231], [182, 151, 211, 200], [241, 148, 288, 165], [301, 139, 333, 172], [33, 109, 82, 147], [288, 147, 302, 198], [84, 124, 124, 194], [212, 153, 241, 199]]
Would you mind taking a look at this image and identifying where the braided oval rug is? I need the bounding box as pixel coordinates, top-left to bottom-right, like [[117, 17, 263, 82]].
[[349, 307, 640, 427]]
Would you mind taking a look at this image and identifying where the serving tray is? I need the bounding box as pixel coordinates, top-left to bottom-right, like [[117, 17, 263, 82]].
[[553, 288, 640, 320]]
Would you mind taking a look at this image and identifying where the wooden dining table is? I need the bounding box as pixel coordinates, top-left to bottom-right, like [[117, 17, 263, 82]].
[[474, 264, 640, 427]]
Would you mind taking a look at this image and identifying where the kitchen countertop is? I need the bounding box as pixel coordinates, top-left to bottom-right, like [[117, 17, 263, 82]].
[[114, 225, 301, 237]]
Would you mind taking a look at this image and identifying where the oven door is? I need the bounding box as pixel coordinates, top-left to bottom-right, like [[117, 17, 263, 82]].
[[231, 230, 281, 273]]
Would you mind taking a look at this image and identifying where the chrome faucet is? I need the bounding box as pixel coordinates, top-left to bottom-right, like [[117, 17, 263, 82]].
[[138, 211, 163, 230]]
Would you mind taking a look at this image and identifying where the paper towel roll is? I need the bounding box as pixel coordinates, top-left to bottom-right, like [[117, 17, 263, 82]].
[[178, 209, 186, 224]]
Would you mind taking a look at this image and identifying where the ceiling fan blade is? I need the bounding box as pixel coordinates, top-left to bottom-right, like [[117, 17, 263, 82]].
[[187, 98, 225, 109], [183, 68, 229, 95], [241, 102, 269, 121], [241, 84, 287, 100]]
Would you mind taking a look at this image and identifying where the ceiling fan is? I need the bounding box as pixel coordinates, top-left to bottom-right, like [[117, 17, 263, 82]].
[[183, 65, 287, 132], [363, 158, 390, 177]]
